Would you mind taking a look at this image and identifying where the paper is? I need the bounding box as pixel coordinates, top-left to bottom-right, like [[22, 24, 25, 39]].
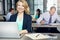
[[25, 33, 56, 40]]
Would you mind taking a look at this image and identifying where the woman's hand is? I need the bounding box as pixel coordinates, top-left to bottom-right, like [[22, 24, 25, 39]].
[[19, 30, 28, 34]]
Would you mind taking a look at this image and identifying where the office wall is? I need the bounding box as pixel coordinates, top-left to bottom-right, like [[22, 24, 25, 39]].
[[34, 0, 43, 18], [0, 0, 60, 15], [57, 0, 60, 15], [0, 0, 3, 15]]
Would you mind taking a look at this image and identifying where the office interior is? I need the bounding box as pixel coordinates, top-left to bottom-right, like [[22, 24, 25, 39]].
[[0, 0, 59, 20], [0, 0, 60, 40]]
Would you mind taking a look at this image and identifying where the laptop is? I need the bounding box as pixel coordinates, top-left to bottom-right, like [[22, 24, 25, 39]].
[[0, 22, 20, 38]]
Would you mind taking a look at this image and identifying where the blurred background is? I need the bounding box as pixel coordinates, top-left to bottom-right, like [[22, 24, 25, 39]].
[[0, 0, 60, 21]]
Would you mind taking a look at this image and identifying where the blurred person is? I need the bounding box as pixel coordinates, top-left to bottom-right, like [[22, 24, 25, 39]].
[[32, 9, 42, 23], [37, 6, 60, 24], [5, 8, 14, 21], [9, 0, 32, 34], [35, 9, 42, 19], [33, 9, 42, 31], [36, 6, 60, 33]]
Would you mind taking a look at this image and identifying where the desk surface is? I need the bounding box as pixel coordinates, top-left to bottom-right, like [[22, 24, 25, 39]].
[[0, 33, 59, 40], [25, 33, 57, 40], [32, 23, 60, 27]]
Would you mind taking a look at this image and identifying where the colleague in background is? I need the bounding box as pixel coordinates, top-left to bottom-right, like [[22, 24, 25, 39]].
[[9, 0, 32, 34], [35, 9, 42, 19], [32, 9, 42, 23], [36, 6, 60, 33], [5, 8, 14, 21], [33, 9, 42, 32]]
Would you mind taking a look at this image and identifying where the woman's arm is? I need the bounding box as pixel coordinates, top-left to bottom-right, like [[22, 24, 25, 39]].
[[26, 15, 32, 33]]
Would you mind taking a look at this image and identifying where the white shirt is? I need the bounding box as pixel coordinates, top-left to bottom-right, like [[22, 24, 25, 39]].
[[36, 12, 60, 24], [5, 12, 12, 21]]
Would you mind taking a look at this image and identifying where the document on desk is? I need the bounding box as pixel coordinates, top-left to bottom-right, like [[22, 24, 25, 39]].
[[25, 33, 57, 40]]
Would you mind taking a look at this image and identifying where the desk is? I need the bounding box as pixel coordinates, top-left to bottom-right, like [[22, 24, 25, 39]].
[[32, 23, 60, 33], [0, 33, 60, 40], [24, 33, 57, 40], [32, 23, 60, 27]]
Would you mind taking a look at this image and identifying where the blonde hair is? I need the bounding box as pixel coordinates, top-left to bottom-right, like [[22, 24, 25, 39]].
[[16, 0, 30, 15]]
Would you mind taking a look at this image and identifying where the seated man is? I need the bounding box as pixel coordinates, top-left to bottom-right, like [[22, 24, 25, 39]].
[[36, 6, 60, 33], [5, 8, 14, 21]]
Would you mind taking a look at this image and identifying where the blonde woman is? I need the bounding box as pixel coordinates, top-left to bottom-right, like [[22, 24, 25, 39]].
[[9, 0, 32, 34]]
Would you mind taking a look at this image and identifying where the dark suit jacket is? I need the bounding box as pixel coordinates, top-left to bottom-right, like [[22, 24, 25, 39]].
[[9, 13, 32, 33]]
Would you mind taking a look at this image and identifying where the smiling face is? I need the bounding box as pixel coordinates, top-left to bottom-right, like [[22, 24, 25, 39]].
[[16, 1, 25, 13], [16, 0, 30, 15]]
